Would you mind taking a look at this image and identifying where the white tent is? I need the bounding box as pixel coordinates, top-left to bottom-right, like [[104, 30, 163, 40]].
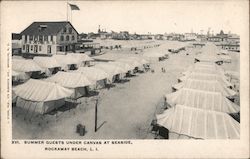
[[53, 54, 79, 71], [156, 105, 240, 139], [189, 62, 223, 70], [164, 88, 239, 113], [12, 59, 44, 73], [172, 79, 236, 97], [108, 61, 134, 72], [125, 56, 149, 65], [117, 58, 142, 69], [12, 70, 30, 82], [74, 67, 109, 89], [45, 71, 93, 99], [13, 79, 73, 114], [181, 67, 225, 77], [66, 53, 94, 67], [94, 63, 126, 83], [143, 52, 165, 63], [194, 49, 222, 63], [33, 56, 61, 76], [177, 73, 233, 88]]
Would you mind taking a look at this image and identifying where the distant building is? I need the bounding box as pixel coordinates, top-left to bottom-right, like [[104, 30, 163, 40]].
[[227, 34, 240, 44], [184, 33, 197, 41], [154, 34, 164, 40], [20, 21, 79, 55], [207, 30, 228, 42], [12, 33, 22, 54]]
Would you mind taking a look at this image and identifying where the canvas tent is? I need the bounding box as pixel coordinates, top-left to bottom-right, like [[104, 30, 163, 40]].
[[53, 54, 79, 71], [194, 52, 222, 64], [33, 56, 61, 76], [67, 53, 94, 67], [177, 73, 233, 88], [108, 61, 134, 72], [181, 67, 225, 77], [13, 79, 73, 114], [164, 88, 239, 113], [45, 71, 92, 99], [117, 58, 142, 69], [12, 59, 44, 73], [172, 79, 236, 98], [12, 70, 30, 83], [143, 52, 165, 63], [94, 63, 126, 83], [74, 67, 109, 89], [12, 59, 44, 79], [156, 105, 240, 139]]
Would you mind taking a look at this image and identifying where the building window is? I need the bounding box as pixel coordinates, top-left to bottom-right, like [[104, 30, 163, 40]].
[[69, 28, 72, 33], [47, 45, 51, 54], [64, 27, 67, 33], [44, 35, 48, 42], [24, 35, 27, 42], [22, 45, 25, 50], [66, 35, 69, 41], [29, 35, 33, 41], [51, 35, 53, 42], [39, 35, 43, 42], [60, 35, 64, 41], [39, 45, 42, 51], [72, 35, 75, 41], [31, 45, 33, 51]]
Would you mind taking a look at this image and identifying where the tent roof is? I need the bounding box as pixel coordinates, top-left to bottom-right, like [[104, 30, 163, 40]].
[[45, 71, 92, 88], [12, 59, 44, 72], [178, 72, 232, 88], [108, 61, 134, 71], [117, 58, 142, 68], [165, 88, 239, 113], [33, 56, 61, 69], [157, 105, 240, 139], [67, 53, 94, 62], [182, 67, 224, 76], [172, 79, 236, 97], [125, 56, 149, 65], [94, 63, 127, 76], [53, 54, 79, 66], [74, 67, 109, 81], [13, 79, 73, 102]]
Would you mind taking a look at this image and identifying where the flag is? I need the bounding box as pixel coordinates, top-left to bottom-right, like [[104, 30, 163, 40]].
[[68, 3, 80, 10]]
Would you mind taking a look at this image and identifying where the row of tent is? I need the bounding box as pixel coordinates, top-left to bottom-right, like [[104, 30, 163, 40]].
[[12, 56, 151, 114], [12, 53, 94, 81], [156, 59, 240, 139], [194, 43, 232, 64]]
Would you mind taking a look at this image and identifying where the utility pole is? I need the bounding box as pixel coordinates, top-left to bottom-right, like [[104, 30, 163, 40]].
[[94, 98, 98, 132]]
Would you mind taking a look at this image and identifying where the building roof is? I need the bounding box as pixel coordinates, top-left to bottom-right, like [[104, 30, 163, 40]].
[[20, 21, 79, 36]]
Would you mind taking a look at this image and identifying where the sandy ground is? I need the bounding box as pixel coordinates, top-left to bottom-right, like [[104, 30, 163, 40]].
[[12, 41, 239, 139]]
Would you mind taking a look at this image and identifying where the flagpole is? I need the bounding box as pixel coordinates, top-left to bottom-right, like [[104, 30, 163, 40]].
[[66, 2, 68, 21]]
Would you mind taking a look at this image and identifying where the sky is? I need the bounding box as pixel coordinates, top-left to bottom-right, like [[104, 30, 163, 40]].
[[1, 1, 248, 35]]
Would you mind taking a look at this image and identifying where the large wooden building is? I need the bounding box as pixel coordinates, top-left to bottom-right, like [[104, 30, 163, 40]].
[[20, 21, 79, 55]]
